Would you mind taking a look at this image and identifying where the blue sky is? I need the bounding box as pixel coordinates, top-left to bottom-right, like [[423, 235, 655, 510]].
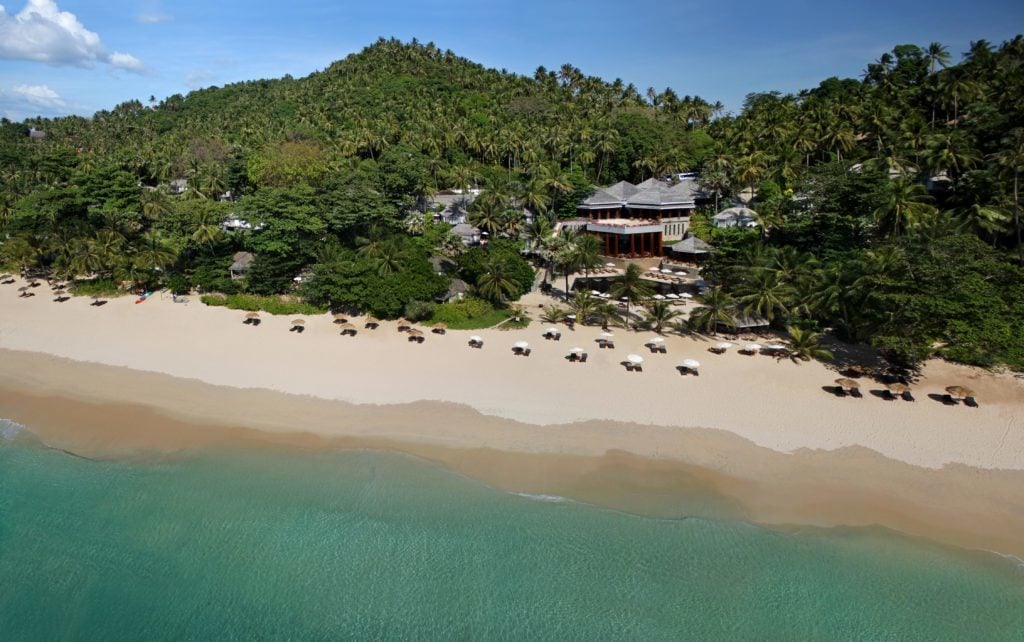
[[2, 0, 1023, 121]]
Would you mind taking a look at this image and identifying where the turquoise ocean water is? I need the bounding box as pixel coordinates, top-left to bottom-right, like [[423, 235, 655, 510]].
[[1, 419, 1022, 640]]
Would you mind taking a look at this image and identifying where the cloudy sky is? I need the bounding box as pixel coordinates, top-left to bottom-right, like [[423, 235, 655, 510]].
[[1, 0, 1022, 121]]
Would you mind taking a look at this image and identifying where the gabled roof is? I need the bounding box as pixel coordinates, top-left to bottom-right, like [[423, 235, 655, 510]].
[[712, 206, 758, 221], [230, 251, 254, 271], [451, 223, 480, 236]]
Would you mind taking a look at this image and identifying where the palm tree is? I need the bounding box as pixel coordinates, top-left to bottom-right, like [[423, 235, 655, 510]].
[[134, 230, 177, 272], [688, 288, 736, 334], [569, 290, 596, 324], [993, 129, 1024, 262], [191, 209, 222, 246], [785, 326, 834, 362], [609, 263, 654, 330], [735, 270, 792, 325], [643, 301, 681, 334], [539, 305, 567, 324], [925, 42, 951, 75], [592, 301, 622, 330], [873, 180, 936, 238], [477, 256, 519, 304], [571, 233, 602, 281]]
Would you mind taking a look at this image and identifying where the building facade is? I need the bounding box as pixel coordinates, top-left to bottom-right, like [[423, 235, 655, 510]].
[[577, 178, 703, 258]]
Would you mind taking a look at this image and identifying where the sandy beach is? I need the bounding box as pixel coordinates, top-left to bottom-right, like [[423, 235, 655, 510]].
[[2, 278, 1024, 556]]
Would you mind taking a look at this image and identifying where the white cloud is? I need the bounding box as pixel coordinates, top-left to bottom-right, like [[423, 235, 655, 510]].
[[11, 83, 64, 107], [109, 51, 145, 72], [0, 82, 71, 119], [0, 0, 145, 72], [186, 69, 217, 89], [136, 12, 172, 24]]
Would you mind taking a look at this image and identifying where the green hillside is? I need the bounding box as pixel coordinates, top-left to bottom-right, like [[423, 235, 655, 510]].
[[1, 37, 1023, 369]]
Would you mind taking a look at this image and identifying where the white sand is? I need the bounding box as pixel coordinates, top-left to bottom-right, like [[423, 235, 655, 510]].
[[1, 279, 1022, 470]]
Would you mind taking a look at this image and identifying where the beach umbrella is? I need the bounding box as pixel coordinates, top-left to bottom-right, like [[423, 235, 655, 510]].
[[666, 293, 679, 299], [744, 343, 762, 353], [565, 314, 576, 320], [433, 322, 448, 330], [569, 347, 585, 354], [601, 332, 615, 339], [766, 343, 787, 351], [469, 335, 483, 344], [626, 354, 644, 365], [886, 382, 910, 394], [945, 385, 974, 400], [291, 319, 305, 326], [338, 322, 356, 331], [653, 294, 665, 300], [332, 312, 347, 322], [590, 290, 602, 296], [365, 316, 379, 324], [17, 286, 29, 292], [619, 297, 628, 302], [660, 269, 673, 274], [680, 293, 694, 299], [716, 342, 733, 350], [648, 337, 665, 345], [606, 263, 616, 268], [835, 378, 860, 390], [245, 312, 259, 319], [648, 267, 660, 272], [514, 341, 530, 349], [407, 328, 424, 337], [682, 358, 701, 369]]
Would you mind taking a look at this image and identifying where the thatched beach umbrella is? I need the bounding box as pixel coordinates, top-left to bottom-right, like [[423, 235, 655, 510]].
[[245, 312, 259, 319], [291, 319, 305, 326], [835, 378, 860, 391], [364, 316, 379, 329], [332, 312, 347, 324], [886, 382, 910, 394], [407, 328, 424, 337], [945, 385, 974, 400], [338, 321, 356, 331]]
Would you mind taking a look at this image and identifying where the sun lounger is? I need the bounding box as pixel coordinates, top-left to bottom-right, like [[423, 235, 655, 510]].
[[901, 391, 915, 402], [580, 353, 588, 363]]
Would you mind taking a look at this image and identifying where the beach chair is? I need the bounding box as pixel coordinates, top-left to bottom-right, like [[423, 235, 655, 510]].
[[901, 391, 915, 402], [850, 388, 863, 398], [965, 396, 979, 408], [580, 353, 588, 363], [658, 345, 667, 354], [523, 348, 531, 356]]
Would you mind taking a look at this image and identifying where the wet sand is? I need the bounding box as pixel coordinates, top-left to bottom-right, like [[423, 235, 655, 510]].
[[2, 350, 1023, 559]]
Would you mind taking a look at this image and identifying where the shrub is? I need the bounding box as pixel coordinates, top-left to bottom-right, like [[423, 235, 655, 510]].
[[429, 298, 512, 329], [70, 278, 121, 297], [200, 293, 325, 315], [404, 300, 436, 321]]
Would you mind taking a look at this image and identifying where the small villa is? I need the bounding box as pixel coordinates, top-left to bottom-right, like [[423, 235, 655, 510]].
[[229, 252, 254, 280], [712, 206, 758, 229]]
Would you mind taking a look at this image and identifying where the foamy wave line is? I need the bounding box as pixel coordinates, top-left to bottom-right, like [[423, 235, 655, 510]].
[[0, 418, 28, 441], [514, 492, 570, 503], [989, 550, 1024, 571]]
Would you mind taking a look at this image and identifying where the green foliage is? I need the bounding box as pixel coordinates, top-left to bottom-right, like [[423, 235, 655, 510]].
[[199, 293, 325, 315], [455, 239, 535, 301], [428, 298, 511, 329], [403, 300, 436, 322], [69, 278, 121, 297]]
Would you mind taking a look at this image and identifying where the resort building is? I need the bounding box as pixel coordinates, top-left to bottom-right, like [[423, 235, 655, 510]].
[[712, 206, 758, 229], [576, 178, 704, 258]]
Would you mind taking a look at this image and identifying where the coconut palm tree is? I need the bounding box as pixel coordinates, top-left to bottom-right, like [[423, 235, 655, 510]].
[[569, 290, 596, 324], [688, 287, 736, 335], [735, 270, 792, 325], [539, 305, 567, 324], [785, 326, 834, 362], [592, 301, 623, 330], [643, 300, 681, 333], [571, 233, 602, 281], [873, 180, 936, 238], [477, 256, 519, 304], [133, 230, 177, 272], [993, 129, 1024, 262], [609, 263, 654, 330]]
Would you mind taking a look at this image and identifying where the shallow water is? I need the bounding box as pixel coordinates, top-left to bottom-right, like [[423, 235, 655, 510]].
[[1, 419, 1022, 640]]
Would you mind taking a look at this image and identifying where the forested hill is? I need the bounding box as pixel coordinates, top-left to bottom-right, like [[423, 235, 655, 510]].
[[2, 37, 1024, 370], [5, 37, 716, 192]]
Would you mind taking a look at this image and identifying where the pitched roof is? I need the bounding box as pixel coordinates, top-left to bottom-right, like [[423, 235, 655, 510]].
[[581, 188, 623, 206], [603, 180, 639, 200], [230, 252, 254, 271], [670, 236, 713, 254], [451, 223, 480, 236], [712, 206, 758, 222]]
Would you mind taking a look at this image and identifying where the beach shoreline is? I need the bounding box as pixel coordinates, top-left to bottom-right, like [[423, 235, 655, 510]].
[[2, 349, 1023, 559], [1, 280, 1024, 557]]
